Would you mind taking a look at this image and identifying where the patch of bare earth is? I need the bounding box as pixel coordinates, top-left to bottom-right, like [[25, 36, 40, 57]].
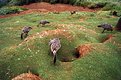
[[0, 2, 97, 18], [12, 73, 42, 80], [101, 34, 114, 43], [101, 34, 121, 48], [21, 2, 96, 12], [0, 9, 49, 18], [74, 43, 108, 58], [75, 44, 92, 58]]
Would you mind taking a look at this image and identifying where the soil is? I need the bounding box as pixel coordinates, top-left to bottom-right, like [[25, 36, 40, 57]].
[[0, 2, 97, 19], [12, 73, 42, 80], [75, 44, 92, 58], [21, 2, 95, 12], [102, 34, 114, 43]]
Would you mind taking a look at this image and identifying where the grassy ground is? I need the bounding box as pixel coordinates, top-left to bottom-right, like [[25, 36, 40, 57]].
[[0, 11, 121, 80]]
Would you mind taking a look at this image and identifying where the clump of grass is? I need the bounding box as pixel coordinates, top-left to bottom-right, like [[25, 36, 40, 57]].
[[88, 2, 107, 9], [102, 2, 121, 11], [74, 0, 92, 7], [0, 6, 28, 15]]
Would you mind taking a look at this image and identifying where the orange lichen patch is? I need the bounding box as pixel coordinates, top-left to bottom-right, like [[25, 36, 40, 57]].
[[12, 73, 42, 80], [102, 34, 115, 43], [75, 44, 92, 58]]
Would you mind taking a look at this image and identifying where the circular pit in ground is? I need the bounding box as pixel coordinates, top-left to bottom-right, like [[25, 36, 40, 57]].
[[56, 44, 92, 62]]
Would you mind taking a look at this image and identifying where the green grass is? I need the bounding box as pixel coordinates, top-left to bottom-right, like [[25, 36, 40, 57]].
[[1, 1, 121, 15], [0, 11, 121, 80], [0, 6, 28, 15]]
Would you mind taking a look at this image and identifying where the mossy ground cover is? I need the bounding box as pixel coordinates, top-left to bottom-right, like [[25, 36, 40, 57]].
[[0, 11, 121, 80]]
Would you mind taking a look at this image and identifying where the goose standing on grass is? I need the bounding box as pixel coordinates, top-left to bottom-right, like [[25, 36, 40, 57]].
[[49, 38, 61, 64], [37, 20, 50, 27], [21, 26, 32, 40], [97, 23, 113, 33]]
